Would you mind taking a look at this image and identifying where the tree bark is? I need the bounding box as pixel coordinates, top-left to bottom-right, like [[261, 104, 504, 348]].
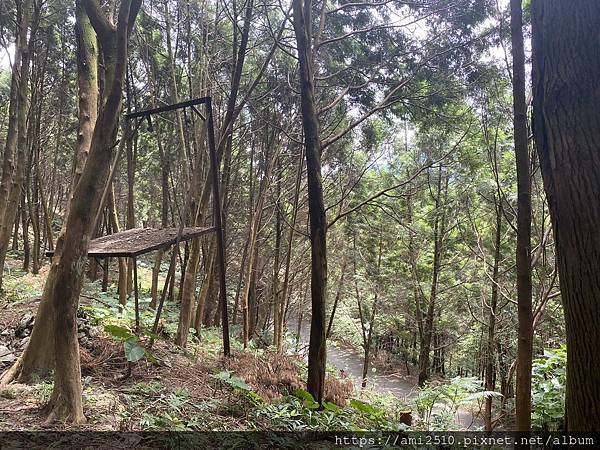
[[0, 0, 29, 251], [292, 0, 328, 404], [511, 0, 533, 432], [0, 0, 33, 290], [107, 183, 127, 307], [72, 0, 98, 190], [531, 0, 600, 431], [484, 199, 502, 431], [277, 146, 304, 350], [418, 167, 448, 386], [1, 0, 141, 424]]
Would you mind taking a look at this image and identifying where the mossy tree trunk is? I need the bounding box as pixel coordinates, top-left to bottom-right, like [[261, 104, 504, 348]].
[[0, 0, 32, 291], [1, 0, 141, 424]]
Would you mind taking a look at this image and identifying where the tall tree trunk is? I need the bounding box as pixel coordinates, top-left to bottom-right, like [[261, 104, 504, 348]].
[[511, 0, 533, 432], [241, 139, 278, 347], [272, 159, 283, 348], [20, 192, 30, 271], [72, 0, 98, 190], [485, 200, 502, 431], [277, 145, 304, 350], [1, 1, 141, 425], [292, 0, 328, 404], [531, 0, 600, 431], [108, 184, 127, 307], [407, 190, 424, 361], [125, 76, 136, 296], [358, 236, 382, 388], [150, 121, 169, 309], [0, 0, 31, 290], [0, 0, 33, 290], [418, 167, 448, 386]]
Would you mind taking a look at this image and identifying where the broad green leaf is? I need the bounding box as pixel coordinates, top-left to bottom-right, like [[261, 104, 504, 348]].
[[293, 388, 315, 403], [229, 376, 251, 391], [322, 401, 340, 412], [211, 370, 232, 381], [104, 324, 134, 341], [124, 338, 145, 362], [350, 399, 377, 415]]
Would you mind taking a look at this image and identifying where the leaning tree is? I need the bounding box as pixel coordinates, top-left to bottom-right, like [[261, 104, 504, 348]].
[[1, 0, 141, 424]]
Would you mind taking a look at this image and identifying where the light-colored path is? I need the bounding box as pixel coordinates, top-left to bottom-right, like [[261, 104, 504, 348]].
[[291, 318, 480, 430]]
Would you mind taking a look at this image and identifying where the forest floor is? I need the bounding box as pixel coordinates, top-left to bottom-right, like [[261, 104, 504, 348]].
[[0, 255, 484, 432], [0, 256, 359, 432], [0, 296, 353, 431]]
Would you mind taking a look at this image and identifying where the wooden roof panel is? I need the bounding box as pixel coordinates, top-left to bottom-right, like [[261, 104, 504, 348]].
[[45, 227, 215, 258]]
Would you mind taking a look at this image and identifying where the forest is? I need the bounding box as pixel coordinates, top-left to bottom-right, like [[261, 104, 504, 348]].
[[0, 0, 599, 442]]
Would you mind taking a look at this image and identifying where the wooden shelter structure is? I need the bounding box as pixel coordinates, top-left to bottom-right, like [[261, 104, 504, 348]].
[[47, 97, 231, 356]]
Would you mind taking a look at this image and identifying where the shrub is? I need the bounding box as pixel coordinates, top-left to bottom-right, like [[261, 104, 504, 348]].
[[531, 345, 566, 431]]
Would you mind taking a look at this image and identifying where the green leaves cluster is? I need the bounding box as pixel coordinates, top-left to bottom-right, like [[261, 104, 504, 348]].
[[211, 370, 261, 405], [415, 377, 501, 430], [103, 324, 154, 363], [531, 346, 566, 431]]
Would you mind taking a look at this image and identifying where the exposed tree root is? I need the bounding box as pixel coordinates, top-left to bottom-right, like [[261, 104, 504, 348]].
[[0, 355, 23, 387], [43, 389, 86, 426]]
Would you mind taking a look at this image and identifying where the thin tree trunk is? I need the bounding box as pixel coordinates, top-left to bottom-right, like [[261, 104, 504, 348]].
[[326, 256, 347, 339], [272, 158, 283, 348], [485, 199, 502, 431], [20, 192, 30, 271], [511, 0, 533, 432], [292, 0, 328, 404], [277, 145, 304, 350], [418, 167, 448, 386], [150, 121, 169, 309], [0, 0, 33, 289], [108, 184, 127, 307], [0, 0, 31, 290]]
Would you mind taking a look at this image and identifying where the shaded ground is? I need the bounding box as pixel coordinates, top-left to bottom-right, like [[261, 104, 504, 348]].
[[0, 280, 354, 431]]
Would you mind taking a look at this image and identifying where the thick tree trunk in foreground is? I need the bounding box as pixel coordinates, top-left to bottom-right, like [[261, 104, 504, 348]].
[[1, 0, 141, 424], [72, 0, 98, 190], [511, 0, 533, 432], [531, 0, 600, 431], [292, 0, 328, 404]]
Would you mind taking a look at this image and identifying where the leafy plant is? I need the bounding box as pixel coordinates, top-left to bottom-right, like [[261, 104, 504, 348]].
[[32, 381, 53, 403], [250, 389, 404, 431], [211, 370, 261, 404], [103, 324, 156, 363], [531, 345, 566, 431], [414, 377, 500, 430], [349, 398, 402, 430], [251, 390, 350, 431]]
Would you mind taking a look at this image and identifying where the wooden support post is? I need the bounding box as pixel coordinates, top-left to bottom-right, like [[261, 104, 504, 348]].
[[206, 97, 231, 357], [133, 256, 139, 333], [150, 244, 177, 348]]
